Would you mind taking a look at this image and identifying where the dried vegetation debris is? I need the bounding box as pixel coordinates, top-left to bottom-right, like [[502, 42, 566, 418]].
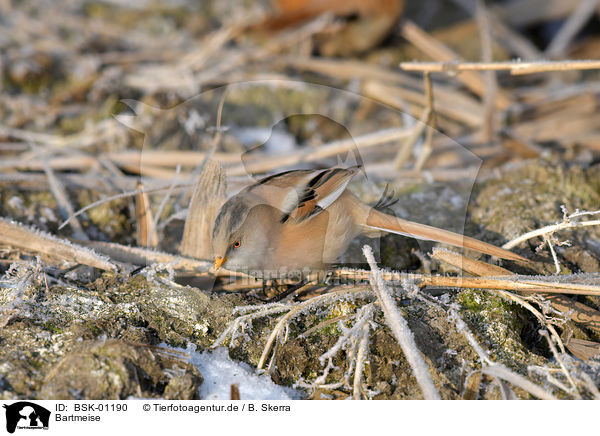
[[1, 0, 600, 400], [0, 261, 242, 400]]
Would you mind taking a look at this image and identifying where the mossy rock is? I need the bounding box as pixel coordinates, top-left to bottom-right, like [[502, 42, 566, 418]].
[[40, 339, 203, 400]]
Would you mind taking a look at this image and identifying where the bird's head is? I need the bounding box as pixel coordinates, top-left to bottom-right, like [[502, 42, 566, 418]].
[[211, 198, 274, 273]]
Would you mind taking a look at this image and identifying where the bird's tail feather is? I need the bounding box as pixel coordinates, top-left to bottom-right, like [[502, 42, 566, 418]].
[[364, 208, 527, 262]]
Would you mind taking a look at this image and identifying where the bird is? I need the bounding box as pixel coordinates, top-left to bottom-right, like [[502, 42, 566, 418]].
[[211, 166, 527, 277], [247, 0, 405, 56]]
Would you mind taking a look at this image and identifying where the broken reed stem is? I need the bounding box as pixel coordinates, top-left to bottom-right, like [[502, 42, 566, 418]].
[[363, 245, 441, 400], [135, 181, 158, 247], [400, 60, 600, 75], [180, 160, 227, 259]]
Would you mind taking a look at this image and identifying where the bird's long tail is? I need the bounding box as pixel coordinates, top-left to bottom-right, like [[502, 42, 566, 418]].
[[364, 207, 527, 262]]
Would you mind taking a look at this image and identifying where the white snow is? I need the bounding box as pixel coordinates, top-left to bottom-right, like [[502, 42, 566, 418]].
[[183, 346, 304, 400]]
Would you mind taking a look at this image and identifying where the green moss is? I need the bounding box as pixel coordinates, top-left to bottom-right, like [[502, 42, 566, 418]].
[[457, 289, 534, 366], [320, 301, 357, 336]]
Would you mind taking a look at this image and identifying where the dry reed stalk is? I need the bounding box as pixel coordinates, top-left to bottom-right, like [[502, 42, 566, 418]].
[[334, 269, 600, 296], [480, 366, 556, 400], [98, 49, 186, 65], [151, 164, 181, 246], [475, 0, 498, 143], [107, 150, 242, 168], [514, 80, 600, 103], [134, 181, 158, 248], [180, 160, 227, 259], [511, 112, 600, 144], [432, 248, 600, 346], [361, 79, 483, 127], [79, 240, 252, 279], [419, 275, 600, 296], [118, 164, 190, 180], [277, 56, 485, 126], [0, 173, 136, 191], [399, 20, 512, 109], [362, 163, 482, 183], [276, 55, 413, 85], [0, 119, 125, 149], [0, 218, 115, 271], [226, 126, 414, 176], [431, 248, 512, 276], [520, 91, 598, 119], [0, 155, 98, 172], [400, 60, 600, 75]]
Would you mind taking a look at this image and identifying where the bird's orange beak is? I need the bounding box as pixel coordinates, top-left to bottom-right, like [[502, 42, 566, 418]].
[[214, 256, 227, 271]]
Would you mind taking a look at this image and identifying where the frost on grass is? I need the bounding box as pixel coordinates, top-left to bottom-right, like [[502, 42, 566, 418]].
[[212, 285, 378, 398], [140, 261, 177, 284], [2, 249, 598, 399], [0, 259, 45, 327], [504, 207, 600, 274], [0, 217, 116, 272], [212, 244, 600, 399]]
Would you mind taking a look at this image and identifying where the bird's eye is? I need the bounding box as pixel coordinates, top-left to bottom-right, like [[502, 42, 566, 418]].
[[233, 241, 241, 248]]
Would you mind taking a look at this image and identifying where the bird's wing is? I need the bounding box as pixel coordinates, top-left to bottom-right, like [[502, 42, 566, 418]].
[[250, 167, 360, 223]]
